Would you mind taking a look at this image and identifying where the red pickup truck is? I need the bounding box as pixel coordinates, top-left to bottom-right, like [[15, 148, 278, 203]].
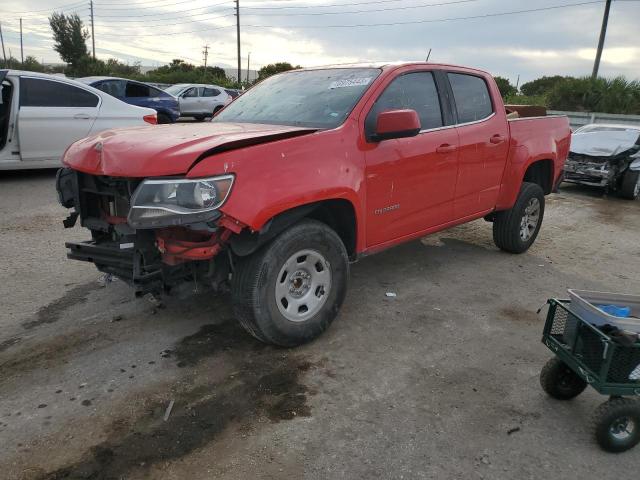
[[56, 62, 570, 346]]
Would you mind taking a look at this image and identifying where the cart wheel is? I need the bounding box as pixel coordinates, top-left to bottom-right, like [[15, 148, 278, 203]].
[[540, 357, 587, 400], [592, 397, 640, 453]]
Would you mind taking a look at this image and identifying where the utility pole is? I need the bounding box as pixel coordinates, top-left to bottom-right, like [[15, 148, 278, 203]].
[[0, 23, 6, 66], [591, 0, 611, 80], [202, 44, 209, 68], [425, 48, 431, 62], [90, 0, 95, 59], [235, 0, 241, 86], [20, 18, 23, 65], [246, 51, 250, 83]]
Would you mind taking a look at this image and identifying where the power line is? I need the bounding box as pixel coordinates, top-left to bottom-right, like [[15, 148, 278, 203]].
[[93, 10, 235, 25], [94, 0, 231, 11], [0, 0, 86, 15], [246, 0, 478, 16], [243, 0, 633, 28], [242, 0, 467, 10]]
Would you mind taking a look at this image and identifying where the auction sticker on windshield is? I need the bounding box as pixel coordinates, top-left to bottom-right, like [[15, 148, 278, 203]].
[[329, 78, 372, 89]]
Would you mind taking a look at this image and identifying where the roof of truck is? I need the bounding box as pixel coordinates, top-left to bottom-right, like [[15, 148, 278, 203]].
[[300, 61, 490, 75]]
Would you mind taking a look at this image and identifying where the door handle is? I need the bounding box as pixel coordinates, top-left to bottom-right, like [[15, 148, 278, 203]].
[[490, 134, 506, 144], [436, 144, 457, 153], [74, 113, 91, 120]]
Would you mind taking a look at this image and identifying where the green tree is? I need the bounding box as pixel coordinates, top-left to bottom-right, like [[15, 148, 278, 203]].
[[257, 62, 300, 81], [22, 56, 47, 72], [49, 12, 89, 67], [494, 76, 517, 98], [520, 75, 569, 96]]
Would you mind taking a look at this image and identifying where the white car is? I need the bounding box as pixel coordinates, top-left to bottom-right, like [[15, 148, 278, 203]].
[[0, 70, 157, 170], [164, 83, 232, 121]]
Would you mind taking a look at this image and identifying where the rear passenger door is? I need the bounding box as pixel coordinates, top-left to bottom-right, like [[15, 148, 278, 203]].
[[364, 69, 459, 247], [18, 77, 99, 161], [179, 87, 202, 114], [446, 72, 509, 218], [202, 87, 223, 112]]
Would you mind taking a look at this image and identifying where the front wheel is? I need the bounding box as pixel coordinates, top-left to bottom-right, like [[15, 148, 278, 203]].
[[620, 169, 640, 200], [231, 219, 349, 347], [592, 397, 640, 453], [493, 182, 545, 253], [540, 357, 587, 400]]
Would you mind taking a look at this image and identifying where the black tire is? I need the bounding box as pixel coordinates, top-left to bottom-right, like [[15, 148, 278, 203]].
[[157, 113, 171, 124], [194, 115, 205, 122], [231, 219, 349, 347], [592, 397, 640, 453], [540, 357, 587, 400], [620, 169, 640, 200], [212, 106, 223, 118], [493, 182, 545, 253]]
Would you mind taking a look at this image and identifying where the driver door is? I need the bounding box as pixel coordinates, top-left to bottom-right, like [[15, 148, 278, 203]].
[[364, 70, 459, 247]]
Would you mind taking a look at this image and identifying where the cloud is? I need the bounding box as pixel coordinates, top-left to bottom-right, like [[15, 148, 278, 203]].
[[0, 0, 638, 81]]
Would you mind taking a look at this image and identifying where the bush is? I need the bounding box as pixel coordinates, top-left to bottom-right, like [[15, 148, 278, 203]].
[[520, 76, 568, 96], [547, 76, 640, 114], [494, 76, 517, 98]]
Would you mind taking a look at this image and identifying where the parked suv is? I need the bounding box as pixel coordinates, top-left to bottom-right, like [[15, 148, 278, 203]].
[[78, 76, 180, 123], [164, 83, 232, 121]]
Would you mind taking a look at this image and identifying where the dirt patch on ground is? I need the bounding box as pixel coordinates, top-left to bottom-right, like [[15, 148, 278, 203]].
[[22, 282, 103, 330], [36, 322, 316, 480], [499, 306, 542, 325], [0, 330, 113, 386], [0, 336, 22, 354]]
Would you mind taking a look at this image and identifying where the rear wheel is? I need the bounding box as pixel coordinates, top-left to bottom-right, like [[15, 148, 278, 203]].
[[592, 397, 640, 452], [157, 113, 171, 124], [231, 219, 349, 347], [493, 182, 545, 253], [620, 169, 640, 200]]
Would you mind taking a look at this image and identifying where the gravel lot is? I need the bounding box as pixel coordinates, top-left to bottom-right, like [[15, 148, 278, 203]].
[[1, 170, 639, 479]]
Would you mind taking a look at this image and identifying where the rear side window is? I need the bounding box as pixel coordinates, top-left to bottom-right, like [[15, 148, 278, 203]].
[[448, 73, 493, 124], [95, 79, 125, 97], [20, 78, 99, 107], [366, 71, 443, 132], [125, 81, 151, 98], [203, 88, 220, 97]]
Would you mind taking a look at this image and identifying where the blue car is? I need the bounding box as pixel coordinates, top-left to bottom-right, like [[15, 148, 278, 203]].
[[78, 76, 180, 124]]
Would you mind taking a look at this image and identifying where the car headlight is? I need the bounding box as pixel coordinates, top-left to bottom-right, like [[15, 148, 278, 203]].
[[128, 175, 234, 228]]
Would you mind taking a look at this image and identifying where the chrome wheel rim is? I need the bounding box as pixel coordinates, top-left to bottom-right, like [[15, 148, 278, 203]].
[[610, 416, 635, 441], [275, 249, 332, 322], [519, 198, 540, 241]]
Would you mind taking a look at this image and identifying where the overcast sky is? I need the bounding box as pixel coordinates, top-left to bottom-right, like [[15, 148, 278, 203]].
[[1, 0, 639, 83]]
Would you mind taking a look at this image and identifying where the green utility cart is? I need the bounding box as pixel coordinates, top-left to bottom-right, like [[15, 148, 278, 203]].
[[541, 298, 640, 452]]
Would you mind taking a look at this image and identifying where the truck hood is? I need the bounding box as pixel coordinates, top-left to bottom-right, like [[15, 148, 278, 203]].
[[63, 122, 317, 177]]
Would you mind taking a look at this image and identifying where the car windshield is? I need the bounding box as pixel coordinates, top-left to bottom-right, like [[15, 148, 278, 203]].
[[213, 68, 381, 129], [164, 85, 186, 96]]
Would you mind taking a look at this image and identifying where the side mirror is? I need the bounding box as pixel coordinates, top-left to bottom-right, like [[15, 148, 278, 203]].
[[373, 109, 421, 141]]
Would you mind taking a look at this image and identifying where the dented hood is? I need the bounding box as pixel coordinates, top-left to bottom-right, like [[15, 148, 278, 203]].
[[570, 130, 640, 158], [63, 122, 316, 177]]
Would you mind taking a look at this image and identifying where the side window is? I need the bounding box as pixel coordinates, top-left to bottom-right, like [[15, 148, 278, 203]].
[[182, 87, 198, 98], [203, 88, 220, 97], [366, 72, 443, 133], [96, 80, 125, 97], [125, 81, 151, 98], [20, 78, 99, 107], [447, 73, 493, 124]]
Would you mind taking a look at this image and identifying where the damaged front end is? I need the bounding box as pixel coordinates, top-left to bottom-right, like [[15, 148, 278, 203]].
[[564, 129, 640, 191], [56, 168, 244, 296]]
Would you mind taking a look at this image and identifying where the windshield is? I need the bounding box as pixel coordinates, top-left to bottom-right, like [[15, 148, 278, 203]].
[[164, 85, 186, 96], [213, 68, 381, 129]]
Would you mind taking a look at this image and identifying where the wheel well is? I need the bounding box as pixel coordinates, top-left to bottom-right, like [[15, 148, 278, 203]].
[[523, 159, 553, 194], [306, 199, 357, 259], [229, 199, 357, 259]]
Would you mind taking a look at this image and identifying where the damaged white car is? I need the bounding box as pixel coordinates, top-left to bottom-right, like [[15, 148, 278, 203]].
[[564, 124, 640, 199]]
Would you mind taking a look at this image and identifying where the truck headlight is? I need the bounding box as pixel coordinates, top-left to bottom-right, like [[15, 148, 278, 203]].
[[128, 175, 234, 228]]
